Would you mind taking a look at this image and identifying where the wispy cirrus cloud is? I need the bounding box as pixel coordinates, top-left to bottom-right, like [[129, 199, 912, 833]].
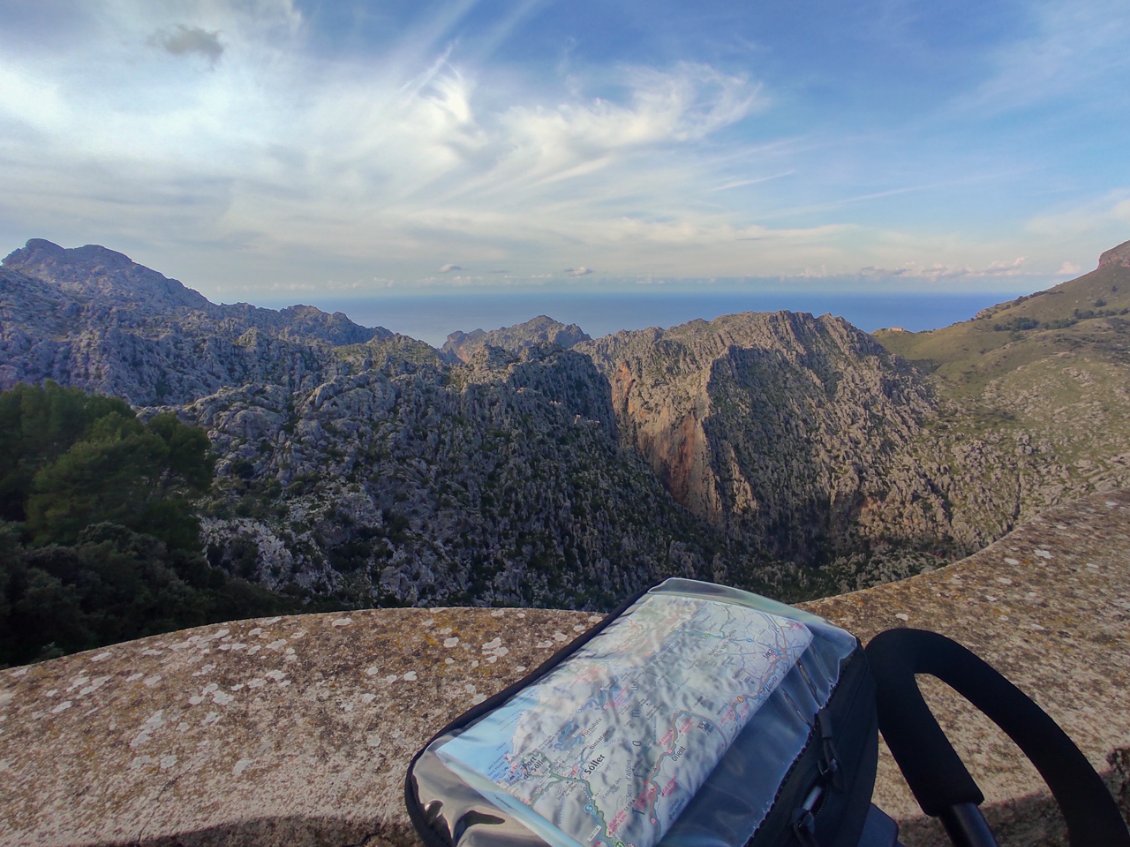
[[0, 0, 796, 286], [711, 171, 795, 192], [1, 0, 1126, 297], [954, 0, 1130, 115], [1027, 192, 1130, 238]]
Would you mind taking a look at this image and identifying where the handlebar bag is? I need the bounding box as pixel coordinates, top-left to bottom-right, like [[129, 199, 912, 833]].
[[406, 578, 878, 847]]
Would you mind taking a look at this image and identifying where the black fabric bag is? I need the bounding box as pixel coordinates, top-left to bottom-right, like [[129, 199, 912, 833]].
[[406, 578, 1130, 847], [405, 578, 888, 847]]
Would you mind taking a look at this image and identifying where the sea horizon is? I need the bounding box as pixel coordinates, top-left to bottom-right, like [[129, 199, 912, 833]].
[[256, 289, 1017, 348]]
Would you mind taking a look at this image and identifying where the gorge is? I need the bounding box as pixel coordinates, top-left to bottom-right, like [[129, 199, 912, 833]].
[[2, 238, 1129, 621]]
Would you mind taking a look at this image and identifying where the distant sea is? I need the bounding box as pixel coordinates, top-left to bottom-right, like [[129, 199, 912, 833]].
[[270, 290, 1014, 348]]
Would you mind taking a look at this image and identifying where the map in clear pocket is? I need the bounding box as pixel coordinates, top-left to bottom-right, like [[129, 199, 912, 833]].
[[436, 593, 813, 847]]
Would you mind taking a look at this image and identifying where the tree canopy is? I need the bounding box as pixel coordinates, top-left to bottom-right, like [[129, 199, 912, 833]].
[[0, 383, 293, 666]]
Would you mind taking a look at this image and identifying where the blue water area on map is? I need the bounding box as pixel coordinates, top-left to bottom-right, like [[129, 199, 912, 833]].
[[262, 290, 1012, 347]]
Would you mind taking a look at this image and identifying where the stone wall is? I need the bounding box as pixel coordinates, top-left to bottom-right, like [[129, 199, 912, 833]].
[[2, 491, 1129, 846], [804, 489, 1130, 845]]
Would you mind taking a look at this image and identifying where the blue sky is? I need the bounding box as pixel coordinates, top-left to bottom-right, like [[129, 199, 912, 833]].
[[1, 0, 1128, 302]]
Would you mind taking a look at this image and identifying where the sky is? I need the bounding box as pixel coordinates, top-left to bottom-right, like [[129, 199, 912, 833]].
[[1, 0, 1129, 303]]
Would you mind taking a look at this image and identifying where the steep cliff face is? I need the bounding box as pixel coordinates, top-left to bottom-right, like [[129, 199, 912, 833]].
[[192, 340, 719, 608], [5, 237, 1129, 607], [580, 313, 948, 564], [1098, 238, 1130, 269]]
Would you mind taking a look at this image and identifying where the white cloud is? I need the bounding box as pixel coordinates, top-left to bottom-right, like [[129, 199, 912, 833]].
[[218, 53, 781, 272], [0, 62, 71, 138], [983, 257, 1027, 275], [0, 0, 841, 290], [4, 0, 1104, 295], [711, 171, 794, 192], [506, 63, 761, 154], [856, 257, 1028, 282]]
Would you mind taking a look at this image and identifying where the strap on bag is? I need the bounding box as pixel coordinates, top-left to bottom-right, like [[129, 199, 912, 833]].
[[866, 628, 1129, 847]]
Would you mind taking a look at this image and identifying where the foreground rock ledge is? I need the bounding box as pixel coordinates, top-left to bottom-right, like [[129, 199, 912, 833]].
[[2, 492, 1129, 847]]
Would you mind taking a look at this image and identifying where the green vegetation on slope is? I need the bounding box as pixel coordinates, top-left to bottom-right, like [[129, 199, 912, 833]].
[[875, 261, 1130, 396], [0, 383, 295, 667], [872, 250, 1130, 537]]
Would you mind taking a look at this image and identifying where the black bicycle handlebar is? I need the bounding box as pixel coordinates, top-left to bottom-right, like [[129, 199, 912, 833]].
[[865, 628, 1129, 847]]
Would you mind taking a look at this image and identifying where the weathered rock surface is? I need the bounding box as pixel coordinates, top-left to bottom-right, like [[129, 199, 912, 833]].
[[580, 312, 945, 562], [805, 489, 1130, 845], [0, 239, 387, 406], [2, 242, 727, 607], [194, 340, 721, 609], [1099, 237, 1130, 269], [442, 315, 590, 363], [2, 490, 1128, 846], [4, 238, 1130, 608]]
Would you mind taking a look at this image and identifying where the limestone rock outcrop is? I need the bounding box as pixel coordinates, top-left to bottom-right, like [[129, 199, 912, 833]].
[[4, 238, 1130, 607], [580, 312, 943, 562], [442, 315, 590, 363], [0, 240, 386, 406], [1099, 238, 1130, 269], [194, 340, 720, 609]]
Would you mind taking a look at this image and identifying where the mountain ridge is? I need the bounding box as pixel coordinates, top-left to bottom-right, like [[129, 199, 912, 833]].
[[3, 237, 1129, 610], [1, 240, 391, 405], [442, 314, 591, 362]]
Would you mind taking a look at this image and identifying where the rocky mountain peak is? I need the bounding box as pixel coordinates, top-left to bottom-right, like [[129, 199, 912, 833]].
[[0, 239, 390, 405], [275, 304, 392, 346], [1098, 238, 1130, 269], [4, 237, 65, 262], [3, 238, 211, 311], [443, 314, 590, 362], [6, 237, 1130, 614]]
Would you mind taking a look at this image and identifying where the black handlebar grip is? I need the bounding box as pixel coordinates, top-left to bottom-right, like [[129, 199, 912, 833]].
[[865, 628, 1129, 846]]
